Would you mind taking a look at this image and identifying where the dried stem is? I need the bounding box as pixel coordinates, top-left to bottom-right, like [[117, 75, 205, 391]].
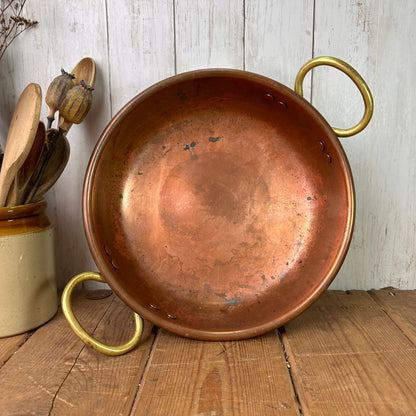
[[0, 0, 38, 61]]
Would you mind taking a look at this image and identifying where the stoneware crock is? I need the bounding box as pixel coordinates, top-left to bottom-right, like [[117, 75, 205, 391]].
[[0, 200, 57, 337]]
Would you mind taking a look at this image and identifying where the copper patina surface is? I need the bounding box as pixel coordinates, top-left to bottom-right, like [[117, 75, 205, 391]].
[[83, 69, 354, 340]]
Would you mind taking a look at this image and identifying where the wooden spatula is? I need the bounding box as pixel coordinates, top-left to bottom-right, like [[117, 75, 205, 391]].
[[6, 121, 46, 206], [0, 83, 42, 206], [28, 130, 70, 203]]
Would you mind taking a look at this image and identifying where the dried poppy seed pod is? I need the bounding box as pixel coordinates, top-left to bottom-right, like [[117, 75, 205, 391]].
[[58, 80, 94, 131], [45, 69, 75, 129]]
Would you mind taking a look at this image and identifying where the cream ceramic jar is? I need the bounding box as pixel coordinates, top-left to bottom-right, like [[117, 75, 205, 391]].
[[0, 201, 57, 337]]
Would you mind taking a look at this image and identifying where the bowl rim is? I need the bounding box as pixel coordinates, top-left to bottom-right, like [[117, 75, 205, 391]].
[[82, 68, 355, 340]]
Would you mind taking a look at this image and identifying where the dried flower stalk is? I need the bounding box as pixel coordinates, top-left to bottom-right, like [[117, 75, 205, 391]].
[[0, 0, 38, 61]]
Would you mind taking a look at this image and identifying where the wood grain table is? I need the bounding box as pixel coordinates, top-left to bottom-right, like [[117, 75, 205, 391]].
[[1, 288, 415, 415]]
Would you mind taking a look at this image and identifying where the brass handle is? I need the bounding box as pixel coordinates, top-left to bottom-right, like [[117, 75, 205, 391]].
[[61, 272, 143, 356], [294, 56, 374, 137]]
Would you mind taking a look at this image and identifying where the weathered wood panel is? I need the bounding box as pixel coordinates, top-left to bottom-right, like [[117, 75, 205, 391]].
[[49, 296, 155, 415], [0, 292, 113, 415], [370, 289, 416, 345], [360, 1, 416, 290], [1, 290, 416, 414], [0, 332, 31, 367], [245, 0, 314, 98], [313, 0, 416, 289], [0, 0, 415, 289], [131, 330, 299, 416], [311, 0, 379, 290], [282, 291, 416, 415], [106, 0, 175, 114], [175, 0, 245, 72]]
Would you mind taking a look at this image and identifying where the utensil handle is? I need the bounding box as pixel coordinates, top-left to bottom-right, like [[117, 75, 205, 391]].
[[61, 272, 143, 356], [294, 56, 374, 137]]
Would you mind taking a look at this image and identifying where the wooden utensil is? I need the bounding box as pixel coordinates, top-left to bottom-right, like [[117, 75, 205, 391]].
[[72, 57, 96, 87], [0, 83, 42, 206], [6, 121, 46, 206], [29, 131, 70, 203]]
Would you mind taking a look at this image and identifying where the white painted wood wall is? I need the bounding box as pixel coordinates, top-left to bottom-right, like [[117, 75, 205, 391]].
[[0, 0, 414, 290]]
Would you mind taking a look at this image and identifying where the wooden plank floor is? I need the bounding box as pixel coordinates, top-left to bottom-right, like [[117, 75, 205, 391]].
[[0, 289, 415, 415]]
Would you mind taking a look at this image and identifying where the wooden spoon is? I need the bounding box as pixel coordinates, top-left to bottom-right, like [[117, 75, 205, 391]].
[[71, 57, 96, 87], [59, 57, 96, 132], [6, 121, 46, 206], [0, 83, 42, 206], [25, 129, 70, 203]]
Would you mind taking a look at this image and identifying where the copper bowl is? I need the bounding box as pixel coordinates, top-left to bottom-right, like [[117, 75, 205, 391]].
[[63, 57, 373, 351]]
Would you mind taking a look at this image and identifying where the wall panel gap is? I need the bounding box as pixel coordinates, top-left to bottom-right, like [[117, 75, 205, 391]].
[[243, 0, 246, 70], [278, 327, 305, 416], [173, 0, 177, 74], [104, 0, 113, 118], [310, 0, 317, 106], [129, 328, 164, 412]]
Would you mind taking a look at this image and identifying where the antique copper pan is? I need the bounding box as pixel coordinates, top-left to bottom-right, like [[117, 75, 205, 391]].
[[62, 57, 373, 355]]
